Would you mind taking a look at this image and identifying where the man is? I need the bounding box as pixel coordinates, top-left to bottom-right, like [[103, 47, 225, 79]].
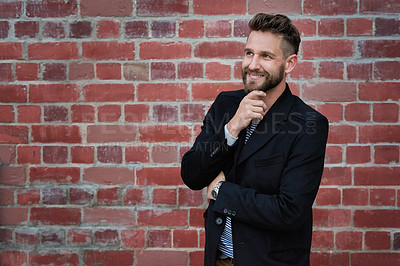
[[181, 13, 328, 266]]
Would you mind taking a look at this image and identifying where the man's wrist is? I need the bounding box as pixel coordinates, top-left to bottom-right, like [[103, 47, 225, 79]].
[[226, 121, 240, 138]]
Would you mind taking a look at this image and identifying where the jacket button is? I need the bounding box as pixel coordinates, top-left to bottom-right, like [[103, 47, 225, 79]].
[[223, 208, 228, 214], [215, 217, 223, 225], [228, 210, 232, 215], [232, 211, 236, 217]]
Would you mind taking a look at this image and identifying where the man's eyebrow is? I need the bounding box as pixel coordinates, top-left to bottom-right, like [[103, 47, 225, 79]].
[[244, 48, 277, 57]]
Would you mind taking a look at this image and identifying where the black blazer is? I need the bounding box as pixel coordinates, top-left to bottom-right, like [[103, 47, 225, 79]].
[[181, 84, 329, 266]]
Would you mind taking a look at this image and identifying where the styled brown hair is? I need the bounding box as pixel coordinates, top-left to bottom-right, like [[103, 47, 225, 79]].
[[248, 13, 301, 58]]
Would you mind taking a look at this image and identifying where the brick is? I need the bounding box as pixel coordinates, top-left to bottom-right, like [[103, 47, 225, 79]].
[[193, 0, 245, 14], [44, 106, 68, 122], [97, 20, 120, 38], [190, 208, 205, 227], [206, 20, 231, 38], [0, 105, 14, 123], [345, 103, 370, 122], [69, 21, 92, 38], [43, 146, 68, 164], [0, 21, 9, 38], [336, 231, 362, 250], [83, 167, 134, 185], [97, 146, 122, 163], [15, 21, 39, 38], [0, 187, 14, 205], [80, 0, 133, 17], [303, 82, 356, 102], [178, 187, 204, 206], [190, 251, 204, 266], [0, 85, 27, 103], [374, 61, 400, 80], [17, 105, 41, 123], [148, 229, 171, 247], [84, 208, 136, 226], [365, 231, 391, 250], [138, 208, 187, 226], [318, 61, 344, 79], [354, 167, 400, 186], [98, 105, 121, 122], [0, 168, 22, 194], [31, 208, 80, 225], [151, 20, 175, 38], [83, 84, 134, 102], [124, 188, 149, 205], [206, 62, 230, 80], [360, 0, 400, 14], [125, 146, 149, 163], [313, 209, 351, 227], [0, 145, 15, 164], [318, 18, 344, 36], [178, 62, 203, 79], [84, 250, 134, 266], [96, 63, 121, 80], [346, 146, 371, 164], [42, 21, 65, 38], [153, 104, 178, 122], [138, 83, 188, 101], [370, 189, 396, 206], [195, 41, 244, 59], [0, 1, 23, 18], [17, 188, 40, 205], [139, 125, 190, 143], [315, 187, 341, 206], [137, 0, 188, 16], [312, 230, 334, 249], [179, 20, 203, 38], [71, 105, 95, 123], [0, 63, 13, 81], [327, 125, 356, 144], [394, 232, 400, 250], [304, 0, 357, 14], [151, 62, 175, 80], [32, 125, 81, 143], [16, 63, 39, 81], [124, 104, 149, 122], [26, 0, 78, 17], [321, 167, 352, 185], [121, 229, 145, 248], [152, 188, 176, 205], [310, 252, 349, 266], [192, 82, 243, 101], [137, 167, 182, 186], [354, 210, 400, 228], [87, 125, 136, 143], [29, 84, 80, 102], [69, 62, 94, 80], [123, 63, 149, 81], [42, 188, 67, 205], [374, 145, 399, 164], [360, 40, 400, 58], [347, 62, 372, 80], [67, 229, 91, 245], [292, 19, 316, 36], [0, 207, 28, 225], [30, 251, 79, 266], [15, 228, 39, 245], [233, 19, 250, 37], [140, 41, 191, 59], [0, 125, 28, 144], [342, 188, 368, 206], [82, 41, 134, 60], [137, 250, 188, 266], [347, 18, 373, 36], [317, 103, 343, 123], [302, 40, 354, 59], [359, 125, 400, 143], [0, 251, 27, 266], [373, 103, 398, 122], [359, 82, 400, 101], [181, 103, 205, 122], [174, 229, 198, 248], [70, 188, 94, 205], [97, 187, 121, 205], [28, 42, 78, 60], [17, 144, 40, 165], [151, 145, 178, 163], [94, 229, 118, 246], [29, 167, 80, 184], [125, 20, 148, 38], [0, 43, 22, 59], [290, 61, 316, 80]]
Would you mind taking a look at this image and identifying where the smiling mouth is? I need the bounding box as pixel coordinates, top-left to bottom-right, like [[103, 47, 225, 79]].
[[248, 72, 265, 80]]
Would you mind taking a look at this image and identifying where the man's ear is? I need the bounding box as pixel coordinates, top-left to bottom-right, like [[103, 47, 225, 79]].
[[284, 54, 298, 74]]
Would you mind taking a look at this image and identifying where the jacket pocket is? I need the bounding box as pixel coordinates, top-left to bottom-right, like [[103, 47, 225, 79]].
[[254, 153, 284, 167]]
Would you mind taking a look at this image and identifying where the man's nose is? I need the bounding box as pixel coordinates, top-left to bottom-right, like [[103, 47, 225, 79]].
[[248, 55, 261, 70]]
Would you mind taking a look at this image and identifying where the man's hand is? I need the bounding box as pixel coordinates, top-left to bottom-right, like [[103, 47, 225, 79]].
[[227, 90, 267, 138], [207, 171, 226, 201]]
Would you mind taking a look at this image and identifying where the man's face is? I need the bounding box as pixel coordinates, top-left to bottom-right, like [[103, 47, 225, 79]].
[[242, 31, 287, 94]]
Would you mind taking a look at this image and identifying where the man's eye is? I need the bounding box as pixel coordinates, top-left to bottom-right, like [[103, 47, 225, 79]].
[[263, 54, 270, 59], [245, 52, 253, 56]]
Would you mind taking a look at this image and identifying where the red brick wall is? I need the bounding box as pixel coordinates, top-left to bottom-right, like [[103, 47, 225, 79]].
[[0, 0, 399, 265]]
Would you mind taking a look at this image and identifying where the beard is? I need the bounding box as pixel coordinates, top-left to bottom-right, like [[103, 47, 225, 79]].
[[242, 64, 285, 94]]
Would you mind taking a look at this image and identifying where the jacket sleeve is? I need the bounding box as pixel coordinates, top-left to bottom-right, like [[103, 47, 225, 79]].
[[213, 115, 329, 232], [181, 93, 237, 190]]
